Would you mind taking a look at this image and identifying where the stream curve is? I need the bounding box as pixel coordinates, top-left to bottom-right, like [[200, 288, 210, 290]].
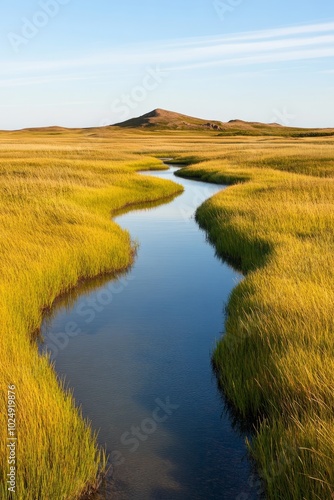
[[41, 165, 259, 500]]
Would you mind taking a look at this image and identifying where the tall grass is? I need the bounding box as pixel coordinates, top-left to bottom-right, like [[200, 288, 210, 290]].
[[0, 130, 182, 499], [176, 142, 334, 499], [1, 127, 333, 498]]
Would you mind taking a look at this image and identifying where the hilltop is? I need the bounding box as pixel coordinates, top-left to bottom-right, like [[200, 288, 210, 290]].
[[113, 108, 225, 130], [3, 109, 333, 138], [113, 108, 334, 137]]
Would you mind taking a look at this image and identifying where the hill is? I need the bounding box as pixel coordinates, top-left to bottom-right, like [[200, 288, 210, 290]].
[[113, 108, 225, 130], [113, 108, 334, 137]]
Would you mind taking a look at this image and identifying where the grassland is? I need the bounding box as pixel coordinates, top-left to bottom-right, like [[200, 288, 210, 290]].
[[0, 129, 182, 499], [174, 139, 334, 499], [0, 126, 333, 499]]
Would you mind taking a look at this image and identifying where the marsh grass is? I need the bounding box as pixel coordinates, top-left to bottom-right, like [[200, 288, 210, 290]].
[[1, 127, 333, 498], [176, 141, 334, 499], [0, 130, 183, 499]]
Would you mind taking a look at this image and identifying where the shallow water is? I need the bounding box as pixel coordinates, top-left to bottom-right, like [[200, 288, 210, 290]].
[[40, 166, 260, 499]]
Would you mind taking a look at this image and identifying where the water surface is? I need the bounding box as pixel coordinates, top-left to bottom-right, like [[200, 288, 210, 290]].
[[41, 166, 259, 499]]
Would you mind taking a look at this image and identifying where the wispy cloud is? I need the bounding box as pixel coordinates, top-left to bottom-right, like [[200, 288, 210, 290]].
[[0, 100, 100, 108], [0, 73, 100, 88], [157, 21, 334, 47], [167, 47, 334, 72], [2, 21, 334, 79]]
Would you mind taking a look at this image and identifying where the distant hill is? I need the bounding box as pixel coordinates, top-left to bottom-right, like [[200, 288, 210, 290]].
[[113, 108, 334, 137], [4, 109, 333, 137], [113, 108, 226, 130]]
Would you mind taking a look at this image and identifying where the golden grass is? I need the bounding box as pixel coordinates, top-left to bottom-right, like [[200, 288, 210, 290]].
[[0, 127, 333, 498], [0, 130, 183, 499], [175, 141, 334, 499]]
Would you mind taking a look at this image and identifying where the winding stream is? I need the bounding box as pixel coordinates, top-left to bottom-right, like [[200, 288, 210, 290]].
[[40, 165, 259, 499]]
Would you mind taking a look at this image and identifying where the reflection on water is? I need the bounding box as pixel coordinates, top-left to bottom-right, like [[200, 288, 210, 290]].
[[40, 166, 260, 499]]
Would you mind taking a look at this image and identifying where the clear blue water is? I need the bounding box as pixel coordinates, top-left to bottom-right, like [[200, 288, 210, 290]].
[[40, 166, 260, 500]]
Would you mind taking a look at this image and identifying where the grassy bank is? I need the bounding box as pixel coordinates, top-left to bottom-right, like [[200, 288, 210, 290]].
[[175, 141, 334, 499], [0, 129, 183, 499]]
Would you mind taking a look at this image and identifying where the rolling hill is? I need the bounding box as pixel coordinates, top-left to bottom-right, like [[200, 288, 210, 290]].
[[113, 108, 334, 137]]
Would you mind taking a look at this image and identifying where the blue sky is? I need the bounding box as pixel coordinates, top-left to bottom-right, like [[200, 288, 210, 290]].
[[1, 0, 333, 129]]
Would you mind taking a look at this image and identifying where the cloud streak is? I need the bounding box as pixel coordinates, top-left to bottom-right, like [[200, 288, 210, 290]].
[[2, 21, 334, 81]]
